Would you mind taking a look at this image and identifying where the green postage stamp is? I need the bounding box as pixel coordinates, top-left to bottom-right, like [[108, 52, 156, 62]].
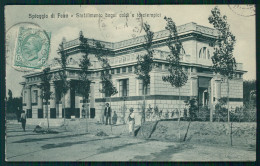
[[14, 27, 51, 69]]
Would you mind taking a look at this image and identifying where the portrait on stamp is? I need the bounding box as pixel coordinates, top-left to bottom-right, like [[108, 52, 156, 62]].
[[14, 27, 51, 69]]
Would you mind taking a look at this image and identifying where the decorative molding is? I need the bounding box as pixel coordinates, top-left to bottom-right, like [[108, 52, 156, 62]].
[[95, 95, 243, 103]]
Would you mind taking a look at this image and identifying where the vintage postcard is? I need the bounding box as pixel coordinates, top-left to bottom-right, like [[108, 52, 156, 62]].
[[5, 5, 256, 161]]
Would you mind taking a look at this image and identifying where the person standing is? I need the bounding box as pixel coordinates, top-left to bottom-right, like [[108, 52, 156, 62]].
[[82, 105, 86, 118], [128, 108, 135, 136], [112, 111, 118, 125], [20, 110, 27, 132], [104, 103, 111, 125], [16, 107, 21, 122]]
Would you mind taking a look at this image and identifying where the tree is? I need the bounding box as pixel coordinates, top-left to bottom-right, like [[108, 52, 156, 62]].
[[8, 89, 13, 101], [183, 97, 198, 141], [93, 41, 118, 130], [55, 41, 70, 122], [7, 89, 13, 113], [162, 16, 188, 141], [39, 67, 52, 129], [208, 6, 237, 122], [134, 22, 154, 124], [243, 80, 256, 105], [6, 89, 22, 115], [77, 31, 92, 132], [215, 97, 228, 122]]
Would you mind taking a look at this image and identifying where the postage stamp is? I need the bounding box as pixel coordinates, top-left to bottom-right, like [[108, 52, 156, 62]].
[[13, 26, 51, 69]]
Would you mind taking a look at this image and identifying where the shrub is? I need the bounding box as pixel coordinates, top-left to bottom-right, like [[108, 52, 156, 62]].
[[197, 106, 210, 121], [164, 110, 169, 119], [154, 106, 159, 117], [184, 97, 198, 121], [146, 104, 153, 120], [214, 97, 228, 122]]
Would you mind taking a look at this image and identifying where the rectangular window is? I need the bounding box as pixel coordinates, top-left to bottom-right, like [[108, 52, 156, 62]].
[[122, 67, 126, 73], [165, 64, 169, 70], [184, 66, 188, 72], [139, 80, 150, 95], [23, 91, 27, 103], [157, 63, 162, 69], [191, 67, 193, 72], [119, 79, 129, 97], [117, 68, 120, 74], [111, 69, 114, 74], [128, 66, 132, 73], [32, 90, 38, 104]]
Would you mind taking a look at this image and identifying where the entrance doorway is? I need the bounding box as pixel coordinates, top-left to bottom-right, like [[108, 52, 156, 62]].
[[198, 77, 212, 109]]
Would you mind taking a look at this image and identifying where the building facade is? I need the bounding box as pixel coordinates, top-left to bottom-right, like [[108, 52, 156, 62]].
[[20, 22, 246, 125]]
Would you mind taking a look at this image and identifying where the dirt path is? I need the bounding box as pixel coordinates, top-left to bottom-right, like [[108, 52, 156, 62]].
[[6, 123, 256, 161]]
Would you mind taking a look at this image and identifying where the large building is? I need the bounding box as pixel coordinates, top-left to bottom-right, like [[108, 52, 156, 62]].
[[20, 22, 246, 124]]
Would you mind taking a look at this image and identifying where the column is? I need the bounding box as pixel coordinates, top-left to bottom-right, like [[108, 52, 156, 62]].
[[50, 82, 56, 118], [43, 99, 48, 118], [38, 87, 43, 118], [22, 85, 27, 112], [27, 85, 32, 118], [65, 88, 71, 108], [190, 76, 198, 97], [38, 88, 43, 109], [136, 79, 139, 96], [215, 79, 221, 99], [116, 80, 120, 97], [64, 87, 71, 119], [90, 82, 95, 119], [60, 95, 65, 118], [90, 82, 95, 108], [212, 79, 221, 122]]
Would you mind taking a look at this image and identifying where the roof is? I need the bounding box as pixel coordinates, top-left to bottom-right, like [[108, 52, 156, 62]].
[[62, 22, 219, 51]]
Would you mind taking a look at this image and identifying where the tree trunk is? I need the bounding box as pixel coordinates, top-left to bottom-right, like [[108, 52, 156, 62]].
[[45, 102, 49, 129], [110, 97, 112, 132], [230, 122, 233, 146], [183, 118, 191, 142], [143, 93, 146, 123], [84, 97, 88, 132], [178, 87, 181, 141], [227, 78, 230, 123], [142, 85, 146, 124], [140, 86, 146, 137], [63, 94, 66, 123]]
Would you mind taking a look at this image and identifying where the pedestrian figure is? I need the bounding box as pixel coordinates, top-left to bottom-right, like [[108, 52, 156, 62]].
[[20, 110, 27, 132], [127, 108, 135, 136], [159, 110, 163, 118], [112, 111, 118, 125], [82, 105, 86, 118], [104, 103, 111, 125], [16, 107, 21, 122]]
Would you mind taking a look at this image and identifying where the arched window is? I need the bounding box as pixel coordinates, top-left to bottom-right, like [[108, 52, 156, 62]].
[[199, 47, 211, 59], [203, 47, 206, 59], [180, 47, 186, 55]]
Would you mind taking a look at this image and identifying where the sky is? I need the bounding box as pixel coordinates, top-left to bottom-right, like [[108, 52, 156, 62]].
[[5, 5, 256, 97]]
